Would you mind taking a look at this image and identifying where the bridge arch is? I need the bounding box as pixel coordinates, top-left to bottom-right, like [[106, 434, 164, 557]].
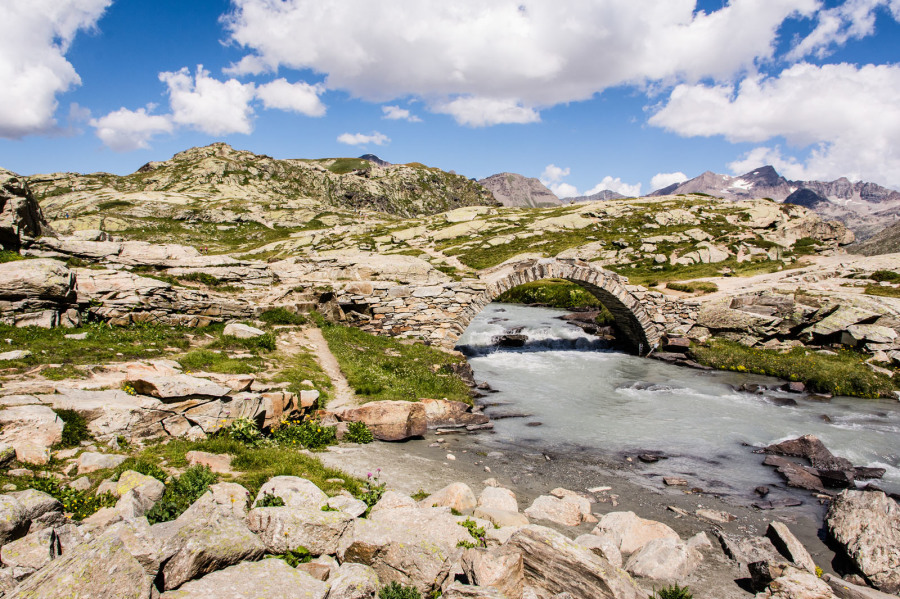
[[451, 258, 662, 355]]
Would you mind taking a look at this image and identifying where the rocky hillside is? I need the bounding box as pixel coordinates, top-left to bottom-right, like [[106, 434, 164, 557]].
[[571, 189, 626, 202], [477, 173, 561, 208], [26, 143, 497, 231], [850, 219, 900, 256], [651, 165, 900, 240]]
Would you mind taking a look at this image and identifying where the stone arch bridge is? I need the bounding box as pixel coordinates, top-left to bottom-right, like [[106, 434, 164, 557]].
[[333, 258, 695, 354]]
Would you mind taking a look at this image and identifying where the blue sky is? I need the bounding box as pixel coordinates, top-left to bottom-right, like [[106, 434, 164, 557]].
[[1, 0, 899, 198]]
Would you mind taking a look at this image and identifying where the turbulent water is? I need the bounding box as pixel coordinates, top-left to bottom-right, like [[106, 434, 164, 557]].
[[456, 303, 900, 500]]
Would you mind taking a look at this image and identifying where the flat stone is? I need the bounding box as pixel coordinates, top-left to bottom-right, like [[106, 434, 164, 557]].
[[159, 558, 328, 599], [185, 450, 233, 473], [223, 322, 266, 339], [77, 451, 128, 474]]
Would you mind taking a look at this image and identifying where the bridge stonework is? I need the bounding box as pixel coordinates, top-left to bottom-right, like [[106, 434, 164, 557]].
[[333, 258, 701, 354]]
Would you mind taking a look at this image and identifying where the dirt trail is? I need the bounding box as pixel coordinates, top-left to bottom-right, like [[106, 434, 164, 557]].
[[279, 327, 357, 410]]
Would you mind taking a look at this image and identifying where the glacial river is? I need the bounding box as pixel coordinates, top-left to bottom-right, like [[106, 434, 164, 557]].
[[456, 303, 900, 500]]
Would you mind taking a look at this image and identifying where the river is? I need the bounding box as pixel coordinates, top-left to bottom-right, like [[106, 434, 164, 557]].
[[455, 303, 900, 502]]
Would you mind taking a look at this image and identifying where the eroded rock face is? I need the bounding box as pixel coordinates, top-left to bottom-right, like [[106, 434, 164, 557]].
[[506, 525, 644, 599], [334, 401, 427, 441], [0, 170, 50, 251], [826, 490, 900, 593]]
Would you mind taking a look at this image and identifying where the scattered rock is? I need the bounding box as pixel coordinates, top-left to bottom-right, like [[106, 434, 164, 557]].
[[185, 450, 233, 474], [77, 451, 127, 474], [625, 538, 702, 581], [419, 482, 477, 512], [223, 322, 266, 339], [524, 495, 582, 527], [477, 486, 518, 513], [593, 511, 680, 555], [764, 434, 854, 471]]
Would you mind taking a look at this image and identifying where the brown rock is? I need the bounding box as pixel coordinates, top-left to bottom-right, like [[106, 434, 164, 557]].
[[335, 400, 427, 441]]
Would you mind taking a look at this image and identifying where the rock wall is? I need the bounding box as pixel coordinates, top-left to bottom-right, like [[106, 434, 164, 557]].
[[0, 169, 52, 251]]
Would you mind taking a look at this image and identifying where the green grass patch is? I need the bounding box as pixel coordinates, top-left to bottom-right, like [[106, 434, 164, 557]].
[[326, 158, 371, 175], [666, 280, 719, 294], [321, 323, 470, 403], [865, 285, 900, 298], [27, 477, 117, 521], [0, 322, 191, 370], [97, 199, 133, 211], [146, 465, 218, 524], [651, 584, 694, 599], [0, 250, 24, 263], [41, 364, 88, 380], [792, 237, 820, 256], [259, 307, 306, 325], [691, 340, 898, 398], [178, 349, 263, 375]]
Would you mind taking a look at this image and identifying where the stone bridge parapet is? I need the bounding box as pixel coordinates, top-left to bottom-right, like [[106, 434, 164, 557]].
[[333, 257, 700, 354]]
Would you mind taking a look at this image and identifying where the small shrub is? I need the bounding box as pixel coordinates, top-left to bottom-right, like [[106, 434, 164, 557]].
[[146, 465, 218, 524], [357, 470, 386, 515], [222, 418, 265, 447], [272, 547, 312, 567], [180, 272, 225, 287], [411, 489, 429, 501], [254, 491, 285, 508], [0, 250, 24, 263], [378, 581, 421, 599], [345, 421, 374, 444], [865, 284, 900, 298], [457, 518, 487, 548], [651, 584, 693, 599], [870, 270, 900, 282], [259, 308, 306, 326], [55, 409, 91, 447], [272, 417, 337, 450], [28, 477, 116, 521]]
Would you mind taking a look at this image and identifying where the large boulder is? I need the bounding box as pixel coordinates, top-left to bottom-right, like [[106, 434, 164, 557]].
[[334, 400, 427, 441], [420, 398, 490, 429], [0, 405, 64, 464], [0, 259, 73, 302], [574, 534, 623, 569], [337, 506, 473, 594], [477, 487, 519, 513], [624, 538, 702, 581], [0, 523, 84, 574], [326, 562, 380, 599], [524, 495, 582, 527], [77, 451, 128, 474], [506, 525, 644, 599], [764, 435, 854, 471], [0, 495, 33, 545], [460, 546, 525, 599], [592, 511, 680, 555], [159, 558, 329, 599], [253, 476, 328, 510], [767, 521, 817, 574], [419, 482, 477, 512], [6, 526, 154, 599], [248, 506, 355, 555], [755, 566, 839, 599], [158, 494, 267, 590], [223, 322, 266, 339], [826, 490, 900, 593]]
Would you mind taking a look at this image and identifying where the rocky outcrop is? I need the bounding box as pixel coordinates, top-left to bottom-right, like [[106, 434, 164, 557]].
[[826, 490, 900, 594], [0, 169, 51, 251]]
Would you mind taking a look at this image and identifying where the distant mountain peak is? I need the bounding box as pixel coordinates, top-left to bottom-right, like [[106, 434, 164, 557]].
[[478, 172, 561, 208], [359, 154, 390, 167]]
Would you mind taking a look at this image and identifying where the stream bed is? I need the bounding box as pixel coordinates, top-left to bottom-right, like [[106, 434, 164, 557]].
[[456, 303, 900, 503]]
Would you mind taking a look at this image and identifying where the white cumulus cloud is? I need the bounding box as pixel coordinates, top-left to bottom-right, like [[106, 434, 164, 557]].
[[648, 62, 900, 187], [160, 66, 257, 135], [223, 0, 817, 124], [787, 0, 898, 61], [382, 105, 422, 122], [650, 171, 689, 191], [337, 132, 390, 146], [0, 0, 111, 138], [90, 106, 173, 152], [256, 78, 326, 116]]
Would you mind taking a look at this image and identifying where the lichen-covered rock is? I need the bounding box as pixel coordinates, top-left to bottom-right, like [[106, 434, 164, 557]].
[[0, 523, 84, 574], [337, 507, 472, 594], [0, 259, 72, 301], [159, 495, 266, 590], [6, 527, 154, 599], [826, 490, 900, 594], [0, 405, 64, 463], [248, 506, 355, 555], [253, 476, 327, 510], [327, 495, 367, 518], [77, 451, 128, 474], [159, 558, 329, 598], [369, 491, 416, 513], [326, 562, 380, 599]]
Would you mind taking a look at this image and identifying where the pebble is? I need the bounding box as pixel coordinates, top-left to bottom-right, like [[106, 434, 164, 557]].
[[663, 477, 688, 486], [1, 484, 15, 491], [447, 454, 456, 461], [587, 486, 611, 493]]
